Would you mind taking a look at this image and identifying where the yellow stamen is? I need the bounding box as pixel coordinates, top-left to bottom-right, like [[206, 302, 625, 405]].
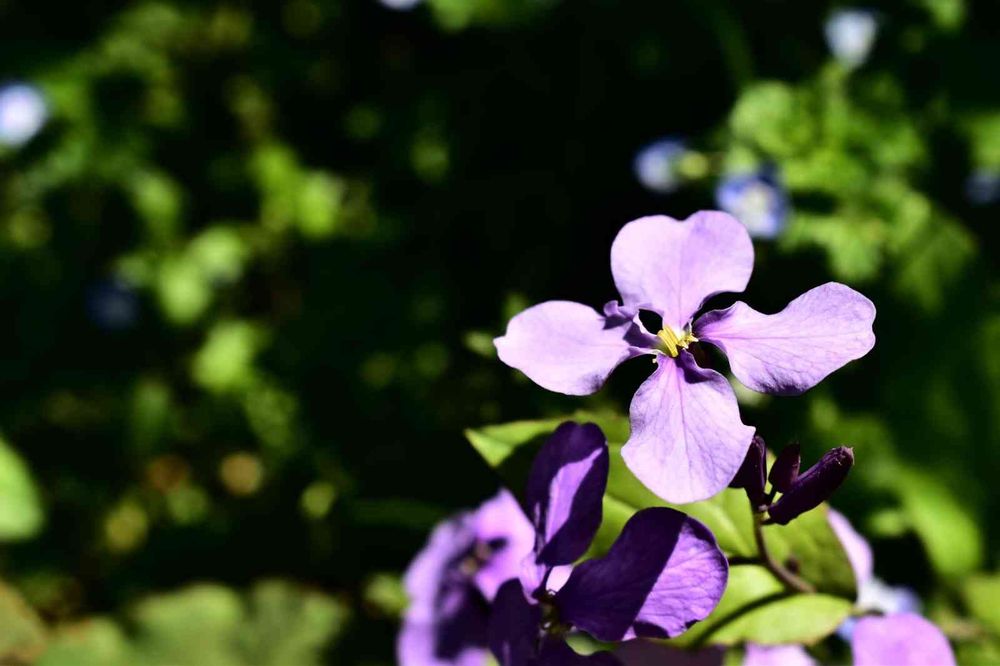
[[656, 328, 697, 358]]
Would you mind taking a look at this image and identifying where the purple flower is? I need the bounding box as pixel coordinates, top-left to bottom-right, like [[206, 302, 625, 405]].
[[495, 212, 876, 503], [852, 614, 955, 666], [489, 423, 728, 664], [399, 490, 534, 666], [715, 171, 788, 239]]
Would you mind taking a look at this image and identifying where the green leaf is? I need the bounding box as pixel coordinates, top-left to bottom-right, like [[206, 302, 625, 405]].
[[964, 573, 1000, 636], [675, 566, 852, 647], [0, 435, 44, 541]]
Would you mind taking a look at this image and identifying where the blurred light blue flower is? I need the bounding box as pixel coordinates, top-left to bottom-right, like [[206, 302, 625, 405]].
[[633, 138, 686, 194], [0, 82, 48, 147], [825, 9, 878, 69], [965, 169, 1000, 205], [86, 278, 140, 332], [378, 0, 422, 11], [715, 169, 788, 239]]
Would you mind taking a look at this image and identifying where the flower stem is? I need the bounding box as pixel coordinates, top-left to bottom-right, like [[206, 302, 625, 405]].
[[751, 510, 815, 594]]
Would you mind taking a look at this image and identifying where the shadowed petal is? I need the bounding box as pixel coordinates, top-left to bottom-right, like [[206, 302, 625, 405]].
[[852, 614, 955, 666], [610, 212, 754, 329], [743, 644, 816, 666], [471, 490, 536, 600], [525, 422, 609, 568], [614, 640, 724, 666], [622, 353, 755, 503], [554, 508, 728, 641], [488, 580, 541, 666], [694, 283, 876, 396], [495, 301, 653, 396], [538, 638, 622, 665], [397, 617, 488, 666]]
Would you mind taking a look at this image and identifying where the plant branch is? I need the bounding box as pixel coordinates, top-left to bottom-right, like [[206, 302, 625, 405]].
[[751, 510, 815, 594]]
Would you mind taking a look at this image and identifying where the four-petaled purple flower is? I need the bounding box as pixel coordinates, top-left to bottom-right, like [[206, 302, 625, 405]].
[[398, 489, 534, 666], [488, 422, 729, 665], [495, 212, 876, 503]]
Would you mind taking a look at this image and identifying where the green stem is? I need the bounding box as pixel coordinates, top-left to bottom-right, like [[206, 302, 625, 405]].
[[752, 511, 815, 594]]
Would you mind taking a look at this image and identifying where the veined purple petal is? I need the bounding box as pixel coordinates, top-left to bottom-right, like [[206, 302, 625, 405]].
[[495, 301, 653, 396], [852, 613, 955, 666], [554, 508, 728, 641], [525, 422, 609, 569], [622, 353, 755, 503], [610, 212, 754, 329], [694, 283, 876, 396], [827, 509, 874, 590], [488, 580, 542, 666], [742, 644, 816, 666], [471, 490, 536, 600]]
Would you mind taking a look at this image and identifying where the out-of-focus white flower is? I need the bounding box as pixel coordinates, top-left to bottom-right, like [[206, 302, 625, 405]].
[[715, 169, 788, 239], [0, 83, 48, 147], [825, 9, 879, 69], [633, 138, 687, 194], [966, 169, 1000, 205], [378, 0, 423, 11]]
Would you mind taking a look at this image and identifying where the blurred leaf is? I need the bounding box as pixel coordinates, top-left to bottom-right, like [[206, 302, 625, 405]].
[[0, 436, 44, 541], [38, 581, 348, 666], [191, 321, 266, 394], [0, 580, 47, 663], [964, 573, 1000, 636]]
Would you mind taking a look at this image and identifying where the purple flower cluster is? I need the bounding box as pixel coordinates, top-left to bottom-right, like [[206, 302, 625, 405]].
[[401, 423, 729, 665], [495, 212, 875, 503]]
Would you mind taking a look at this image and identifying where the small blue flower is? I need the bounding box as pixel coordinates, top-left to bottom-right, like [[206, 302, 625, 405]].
[[0, 83, 48, 148], [825, 9, 879, 69], [965, 169, 1000, 206], [715, 169, 789, 239], [633, 138, 686, 194], [86, 279, 140, 332]]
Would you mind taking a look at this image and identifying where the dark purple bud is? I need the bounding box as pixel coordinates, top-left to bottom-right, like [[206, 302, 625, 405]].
[[768, 447, 854, 525], [729, 435, 767, 508], [768, 442, 801, 493]]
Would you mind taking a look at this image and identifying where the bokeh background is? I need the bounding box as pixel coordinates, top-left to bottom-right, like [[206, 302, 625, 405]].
[[0, 0, 997, 663]]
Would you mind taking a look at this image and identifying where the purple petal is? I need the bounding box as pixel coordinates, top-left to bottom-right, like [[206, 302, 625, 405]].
[[826, 509, 874, 590], [742, 644, 816, 666], [525, 422, 609, 569], [488, 580, 541, 666], [495, 301, 653, 396], [554, 507, 728, 641], [471, 490, 536, 600], [694, 283, 876, 396], [622, 353, 755, 503], [610, 212, 754, 329], [852, 613, 955, 666], [397, 618, 488, 666]]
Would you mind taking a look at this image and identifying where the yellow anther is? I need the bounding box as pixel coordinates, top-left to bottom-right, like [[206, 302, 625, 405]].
[[656, 328, 697, 358]]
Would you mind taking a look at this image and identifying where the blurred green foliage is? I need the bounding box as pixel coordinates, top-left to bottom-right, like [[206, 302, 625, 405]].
[[0, 0, 998, 663]]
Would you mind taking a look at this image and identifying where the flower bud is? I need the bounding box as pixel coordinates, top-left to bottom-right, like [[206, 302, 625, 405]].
[[768, 447, 854, 525], [768, 442, 801, 494], [729, 434, 767, 508]]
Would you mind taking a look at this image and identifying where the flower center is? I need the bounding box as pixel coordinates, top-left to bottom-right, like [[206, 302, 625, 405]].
[[656, 327, 697, 358]]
